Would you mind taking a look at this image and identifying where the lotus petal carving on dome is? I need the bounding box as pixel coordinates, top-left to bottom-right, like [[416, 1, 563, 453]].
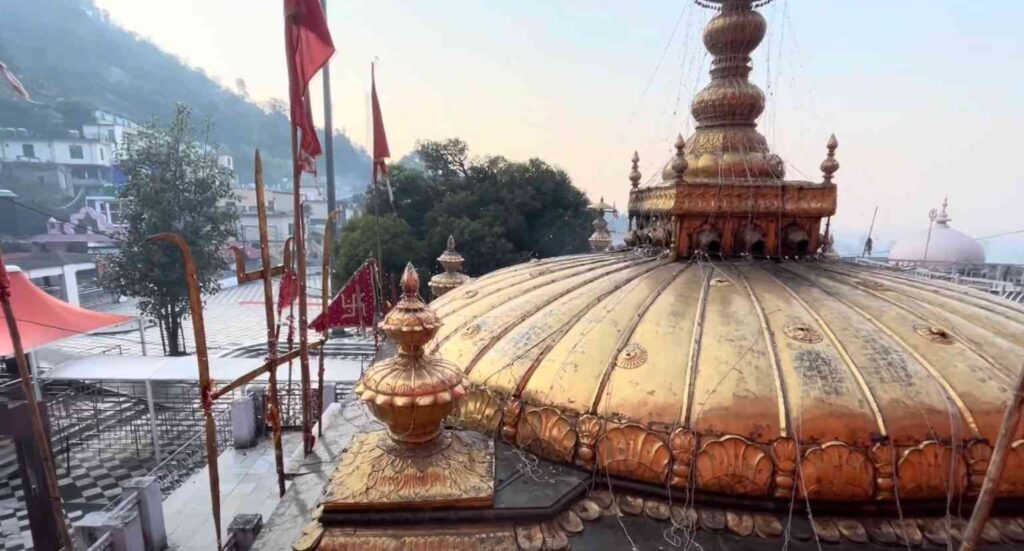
[[595, 424, 672, 484], [998, 440, 1024, 496], [516, 405, 578, 463], [770, 438, 798, 498], [696, 435, 772, 496], [897, 441, 967, 498], [450, 387, 503, 434], [669, 428, 697, 487], [575, 415, 603, 468], [799, 442, 874, 500]]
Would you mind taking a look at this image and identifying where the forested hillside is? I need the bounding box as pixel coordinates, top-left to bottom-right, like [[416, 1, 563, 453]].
[[0, 0, 370, 189]]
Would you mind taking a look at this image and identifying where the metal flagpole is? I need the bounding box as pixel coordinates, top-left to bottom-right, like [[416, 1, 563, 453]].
[[317, 208, 340, 437], [0, 248, 73, 550], [862, 206, 878, 258], [321, 0, 338, 270], [254, 151, 287, 496]]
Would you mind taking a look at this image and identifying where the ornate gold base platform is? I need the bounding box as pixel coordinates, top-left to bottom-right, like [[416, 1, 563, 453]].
[[323, 429, 494, 511], [319, 525, 516, 550]]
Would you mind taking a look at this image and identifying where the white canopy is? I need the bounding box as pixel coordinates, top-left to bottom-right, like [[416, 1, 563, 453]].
[[45, 355, 365, 383]]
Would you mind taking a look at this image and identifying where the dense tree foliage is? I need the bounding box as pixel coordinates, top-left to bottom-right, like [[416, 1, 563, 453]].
[[333, 139, 592, 291], [0, 0, 369, 190], [101, 106, 238, 356]]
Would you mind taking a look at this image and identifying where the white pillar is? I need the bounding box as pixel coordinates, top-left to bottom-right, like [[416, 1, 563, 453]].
[[62, 265, 80, 306], [145, 380, 161, 464], [138, 317, 149, 356], [27, 351, 42, 400], [122, 477, 166, 551]]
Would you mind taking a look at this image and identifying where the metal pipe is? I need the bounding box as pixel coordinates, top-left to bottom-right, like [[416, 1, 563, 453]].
[[145, 233, 223, 550], [961, 360, 1024, 550], [0, 247, 73, 550]]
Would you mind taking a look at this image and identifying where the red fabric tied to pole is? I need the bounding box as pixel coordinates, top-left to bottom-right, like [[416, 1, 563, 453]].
[[311, 260, 376, 332], [277, 270, 299, 314], [284, 0, 335, 173], [371, 63, 391, 183]]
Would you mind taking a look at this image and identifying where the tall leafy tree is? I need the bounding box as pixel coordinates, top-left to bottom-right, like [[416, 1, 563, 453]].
[[343, 139, 591, 283], [102, 105, 238, 356]]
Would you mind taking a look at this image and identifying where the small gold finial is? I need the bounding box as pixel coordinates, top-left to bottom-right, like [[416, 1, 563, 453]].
[[356, 262, 465, 445], [670, 134, 689, 177], [821, 133, 840, 184], [430, 235, 470, 299], [400, 262, 419, 297], [629, 151, 642, 189]]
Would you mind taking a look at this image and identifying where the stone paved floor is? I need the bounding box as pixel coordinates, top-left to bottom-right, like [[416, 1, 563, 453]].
[[163, 432, 305, 551]]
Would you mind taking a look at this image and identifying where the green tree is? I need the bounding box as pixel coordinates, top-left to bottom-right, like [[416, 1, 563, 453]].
[[332, 215, 425, 299], [346, 138, 591, 286], [102, 105, 238, 356]]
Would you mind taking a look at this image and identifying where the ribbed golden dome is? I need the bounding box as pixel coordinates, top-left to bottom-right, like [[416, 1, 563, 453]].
[[431, 252, 1024, 502]]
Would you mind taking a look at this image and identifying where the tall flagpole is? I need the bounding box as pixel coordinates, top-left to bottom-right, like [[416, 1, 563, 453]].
[[321, 0, 337, 270], [284, 11, 314, 456]]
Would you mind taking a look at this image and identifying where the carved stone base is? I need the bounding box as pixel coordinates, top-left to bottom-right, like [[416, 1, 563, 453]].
[[323, 430, 494, 511]]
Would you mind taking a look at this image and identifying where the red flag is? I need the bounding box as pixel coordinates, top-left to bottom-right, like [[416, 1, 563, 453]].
[[284, 0, 335, 173], [0, 61, 30, 101], [371, 63, 391, 183], [277, 270, 299, 314], [311, 260, 376, 332]]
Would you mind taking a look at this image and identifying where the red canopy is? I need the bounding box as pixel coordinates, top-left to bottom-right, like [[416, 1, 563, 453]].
[[1, 267, 133, 356]]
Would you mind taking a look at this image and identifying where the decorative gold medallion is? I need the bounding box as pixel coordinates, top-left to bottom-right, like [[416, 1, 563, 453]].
[[615, 343, 648, 370], [914, 324, 955, 345], [783, 322, 823, 344]]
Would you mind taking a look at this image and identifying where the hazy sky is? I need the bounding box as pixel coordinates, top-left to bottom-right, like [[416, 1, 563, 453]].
[[93, 0, 1024, 261]]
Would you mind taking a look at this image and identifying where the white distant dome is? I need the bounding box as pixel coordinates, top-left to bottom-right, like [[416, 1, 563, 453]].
[[889, 199, 985, 264]]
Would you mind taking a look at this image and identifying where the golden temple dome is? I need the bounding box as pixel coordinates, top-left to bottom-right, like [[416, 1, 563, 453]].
[[432, 252, 1024, 502]]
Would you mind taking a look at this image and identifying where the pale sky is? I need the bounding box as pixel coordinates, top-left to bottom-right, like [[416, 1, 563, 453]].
[[94, 0, 1024, 261]]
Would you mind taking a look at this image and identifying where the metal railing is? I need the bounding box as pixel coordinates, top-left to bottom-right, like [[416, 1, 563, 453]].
[[146, 408, 233, 497]]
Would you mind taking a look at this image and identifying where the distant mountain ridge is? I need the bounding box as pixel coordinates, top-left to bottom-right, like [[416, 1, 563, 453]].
[[0, 0, 370, 191]]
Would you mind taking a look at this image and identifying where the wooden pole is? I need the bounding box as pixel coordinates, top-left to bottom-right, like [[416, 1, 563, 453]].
[[146, 233, 223, 550], [254, 151, 287, 497], [961, 360, 1024, 550], [291, 117, 313, 455], [0, 248, 73, 550]]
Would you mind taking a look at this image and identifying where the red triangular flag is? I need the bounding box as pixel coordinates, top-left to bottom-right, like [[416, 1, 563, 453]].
[[371, 63, 391, 183], [284, 0, 335, 173], [311, 260, 377, 332]]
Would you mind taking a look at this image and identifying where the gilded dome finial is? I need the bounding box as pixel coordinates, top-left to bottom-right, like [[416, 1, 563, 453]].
[[629, 151, 642, 189], [430, 235, 470, 298], [821, 133, 840, 184], [356, 262, 466, 445], [661, 134, 690, 182]]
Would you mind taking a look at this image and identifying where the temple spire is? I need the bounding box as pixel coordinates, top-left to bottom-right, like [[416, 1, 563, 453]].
[[629, 151, 642, 189], [820, 133, 839, 184]]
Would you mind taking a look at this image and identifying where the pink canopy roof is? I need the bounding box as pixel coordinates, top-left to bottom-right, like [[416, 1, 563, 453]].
[[1, 267, 133, 356]]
